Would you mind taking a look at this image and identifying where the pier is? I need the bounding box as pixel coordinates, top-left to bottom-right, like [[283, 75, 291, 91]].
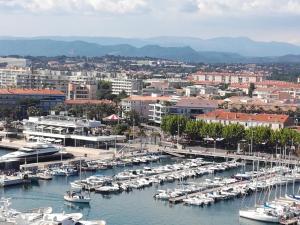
[[163, 148, 300, 166]]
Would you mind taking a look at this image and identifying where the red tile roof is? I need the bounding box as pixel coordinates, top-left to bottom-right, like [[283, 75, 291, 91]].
[[123, 95, 171, 101], [65, 99, 114, 105], [197, 110, 290, 123], [0, 89, 64, 95], [175, 97, 218, 108]]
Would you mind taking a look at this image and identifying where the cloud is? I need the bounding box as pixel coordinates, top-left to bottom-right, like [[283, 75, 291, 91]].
[[0, 0, 148, 14], [178, 0, 300, 16]]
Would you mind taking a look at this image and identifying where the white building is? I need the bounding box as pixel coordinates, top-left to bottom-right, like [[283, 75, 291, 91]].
[[23, 113, 125, 148], [111, 78, 143, 95], [192, 71, 268, 84], [149, 97, 219, 124], [196, 110, 293, 130], [121, 94, 172, 119]]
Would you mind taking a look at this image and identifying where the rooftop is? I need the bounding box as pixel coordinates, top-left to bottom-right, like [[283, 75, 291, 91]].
[[197, 110, 290, 123], [0, 88, 65, 96], [123, 95, 172, 102], [65, 99, 114, 105], [174, 97, 219, 108]]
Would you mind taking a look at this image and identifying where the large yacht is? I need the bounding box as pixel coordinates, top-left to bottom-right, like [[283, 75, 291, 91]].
[[0, 142, 62, 161]]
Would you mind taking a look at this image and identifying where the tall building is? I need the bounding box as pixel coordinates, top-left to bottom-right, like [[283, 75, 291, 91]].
[[111, 78, 143, 95], [67, 83, 97, 100]]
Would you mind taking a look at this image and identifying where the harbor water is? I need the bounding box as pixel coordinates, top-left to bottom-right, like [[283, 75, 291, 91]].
[[0, 149, 298, 225]]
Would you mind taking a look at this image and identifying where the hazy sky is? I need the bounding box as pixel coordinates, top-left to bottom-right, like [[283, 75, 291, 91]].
[[0, 0, 299, 43]]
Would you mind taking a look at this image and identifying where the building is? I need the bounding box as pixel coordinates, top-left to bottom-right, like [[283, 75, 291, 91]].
[[192, 71, 268, 84], [65, 99, 114, 106], [0, 89, 65, 112], [148, 97, 218, 124], [121, 94, 172, 119], [111, 78, 143, 95], [185, 85, 218, 97], [67, 83, 97, 100], [23, 113, 125, 148], [196, 110, 293, 130]]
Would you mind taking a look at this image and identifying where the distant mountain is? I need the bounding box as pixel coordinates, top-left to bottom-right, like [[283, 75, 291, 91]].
[[6, 36, 300, 57], [1, 39, 300, 63], [0, 39, 245, 63]]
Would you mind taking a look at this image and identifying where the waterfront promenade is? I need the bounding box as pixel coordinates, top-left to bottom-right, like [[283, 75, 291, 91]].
[[163, 147, 300, 166]]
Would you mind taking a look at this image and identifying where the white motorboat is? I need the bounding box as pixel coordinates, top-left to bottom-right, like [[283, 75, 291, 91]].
[[64, 191, 91, 204], [239, 207, 280, 223], [37, 171, 53, 180], [0, 142, 62, 161]]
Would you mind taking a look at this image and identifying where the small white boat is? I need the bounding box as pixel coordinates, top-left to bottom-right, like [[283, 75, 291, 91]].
[[64, 191, 91, 204], [239, 207, 280, 223], [37, 171, 53, 180]]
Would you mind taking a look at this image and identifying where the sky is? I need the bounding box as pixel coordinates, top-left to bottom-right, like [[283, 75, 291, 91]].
[[0, 0, 299, 44]]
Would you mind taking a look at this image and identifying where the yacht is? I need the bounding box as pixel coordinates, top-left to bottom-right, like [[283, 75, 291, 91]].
[[0, 142, 62, 161], [239, 207, 280, 223], [64, 191, 91, 204]]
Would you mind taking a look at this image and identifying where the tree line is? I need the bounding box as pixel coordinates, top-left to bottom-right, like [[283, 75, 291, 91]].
[[161, 115, 300, 152]]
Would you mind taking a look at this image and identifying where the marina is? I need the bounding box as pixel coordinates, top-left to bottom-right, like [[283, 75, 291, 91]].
[[1, 147, 300, 225]]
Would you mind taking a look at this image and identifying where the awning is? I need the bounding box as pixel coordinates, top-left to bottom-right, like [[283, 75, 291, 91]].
[[54, 127, 66, 131], [103, 114, 120, 121], [45, 126, 55, 130], [54, 139, 62, 143], [36, 125, 46, 129]]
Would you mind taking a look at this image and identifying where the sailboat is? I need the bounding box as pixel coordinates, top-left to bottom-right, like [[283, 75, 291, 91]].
[[64, 158, 91, 204], [239, 159, 281, 223]]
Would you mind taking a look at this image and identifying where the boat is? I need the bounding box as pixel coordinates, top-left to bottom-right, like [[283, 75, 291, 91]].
[[0, 175, 28, 187], [37, 171, 53, 180], [0, 142, 62, 161], [239, 207, 280, 223], [64, 191, 91, 204]]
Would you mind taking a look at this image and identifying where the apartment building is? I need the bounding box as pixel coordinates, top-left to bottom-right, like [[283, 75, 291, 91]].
[[67, 83, 97, 100], [192, 71, 268, 84], [0, 89, 65, 112], [196, 110, 293, 130], [149, 97, 217, 124], [121, 94, 172, 119], [111, 78, 143, 95]]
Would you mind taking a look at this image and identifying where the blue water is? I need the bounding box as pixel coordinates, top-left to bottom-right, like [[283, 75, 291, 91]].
[[0, 149, 298, 225]]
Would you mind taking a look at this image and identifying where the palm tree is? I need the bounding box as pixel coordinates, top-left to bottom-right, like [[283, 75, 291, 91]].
[[151, 132, 161, 145]]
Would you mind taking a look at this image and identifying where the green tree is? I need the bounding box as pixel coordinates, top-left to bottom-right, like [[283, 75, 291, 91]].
[[201, 122, 223, 139], [113, 124, 129, 135], [222, 123, 245, 146], [27, 106, 42, 117], [124, 110, 141, 126], [97, 80, 113, 99], [185, 120, 204, 141], [161, 115, 187, 136], [248, 83, 255, 98]]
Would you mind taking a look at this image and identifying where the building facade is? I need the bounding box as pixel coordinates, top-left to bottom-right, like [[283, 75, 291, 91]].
[[67, 83, 97, 100], [0, 89, 65, 112], [196, 110, 293, 130], [111, 78, 143, 95], [192, 71, 268, 84], [23, 113, 125, 148]]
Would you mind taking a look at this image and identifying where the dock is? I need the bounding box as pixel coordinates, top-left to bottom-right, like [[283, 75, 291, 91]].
[[168, 173, 280, 204], [163, 148, 300, 166]]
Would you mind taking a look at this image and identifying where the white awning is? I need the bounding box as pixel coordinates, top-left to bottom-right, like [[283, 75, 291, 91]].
[[36, 125, 46, 129], [54, 127, 66, 131], [45, 126, 55, 130], [54, 139, 62, 143]]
